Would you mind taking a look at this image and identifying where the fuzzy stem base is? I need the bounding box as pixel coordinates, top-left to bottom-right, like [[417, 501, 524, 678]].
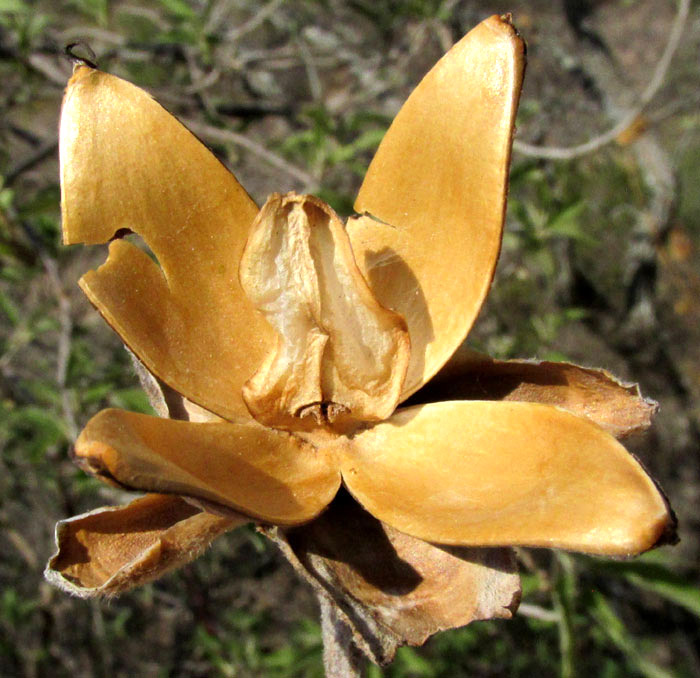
[[320, 594, 365, 678]]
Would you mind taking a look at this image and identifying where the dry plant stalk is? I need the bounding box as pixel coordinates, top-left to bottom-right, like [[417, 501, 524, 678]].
[[46, 15, 676, 672]]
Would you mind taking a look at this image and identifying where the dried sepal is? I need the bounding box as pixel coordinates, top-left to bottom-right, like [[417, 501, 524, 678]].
[[278, 491, 520, 663], [239, 193, 409, 430], [412, 347, 657, 439], [61, 65, 273, 422], [349, 15, 525, 401], [74, 408, 342, 525], [342, 401, 675, 555], [45, 494, 243, 597]]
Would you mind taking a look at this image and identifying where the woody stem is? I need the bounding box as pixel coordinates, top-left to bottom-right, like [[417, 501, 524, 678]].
[[319, 594, 365, 678]]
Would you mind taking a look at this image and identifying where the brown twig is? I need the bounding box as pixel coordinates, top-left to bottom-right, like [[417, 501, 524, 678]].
[[5, 136, 58, 186], [39, 251, 78, 441]]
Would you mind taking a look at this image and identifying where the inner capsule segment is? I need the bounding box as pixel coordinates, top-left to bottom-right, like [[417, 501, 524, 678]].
[[239, 192, 410, 431]]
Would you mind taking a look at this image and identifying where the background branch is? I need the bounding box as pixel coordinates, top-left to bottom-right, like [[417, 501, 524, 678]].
[[513, 0, 690, 160]]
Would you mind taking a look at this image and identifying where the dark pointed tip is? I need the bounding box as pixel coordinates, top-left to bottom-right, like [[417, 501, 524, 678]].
[[497, 13, 525, 48], [64, 42, 98, 70], [654, 508, 680, 548]]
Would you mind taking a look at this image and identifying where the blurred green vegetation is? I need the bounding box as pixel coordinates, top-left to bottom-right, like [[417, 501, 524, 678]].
[[1, 0, 699, 677]]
